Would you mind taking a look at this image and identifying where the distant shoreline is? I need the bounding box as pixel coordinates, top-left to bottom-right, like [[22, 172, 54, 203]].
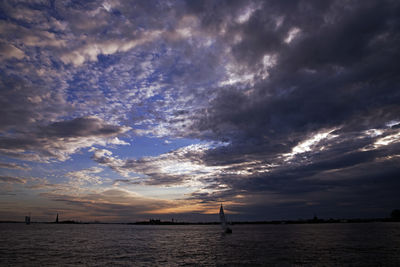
[[1, 217, 399, 225]]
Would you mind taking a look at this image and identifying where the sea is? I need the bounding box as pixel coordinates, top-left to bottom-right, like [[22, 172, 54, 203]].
[[1, 222, 400, 266]]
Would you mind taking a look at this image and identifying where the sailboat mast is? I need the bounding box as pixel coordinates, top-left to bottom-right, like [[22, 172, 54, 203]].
[[219, 204, 232, 233]]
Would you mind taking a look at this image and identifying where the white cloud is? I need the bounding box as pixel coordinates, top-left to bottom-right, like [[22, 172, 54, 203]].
[[364, 129, 384, 137], [0, 43, 25, 61], [60, 31, 162, 66], [0, 162, 30, 171], [236, 3, 261, 24], [373, 131, 400, 148], [67, 167, 106, 186], [284, 27, 301, 44], [386, 120, 400, 128], [284, 128, 339, 160]]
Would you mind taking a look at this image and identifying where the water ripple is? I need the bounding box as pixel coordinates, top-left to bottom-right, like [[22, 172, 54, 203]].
[[0, 223, 400, 266]]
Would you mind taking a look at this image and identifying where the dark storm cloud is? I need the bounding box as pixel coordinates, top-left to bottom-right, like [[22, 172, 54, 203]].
[[190, 0, 400, 141], [188, 152, 400, 219], [0, 175, 26, 184], [0, 117, 130, 162], [177, 0, 400, 217], [40, 117, 128, 138], [192, 143, 400, 217], [187, 0, 400, 155], [1, 0, 399, 220]]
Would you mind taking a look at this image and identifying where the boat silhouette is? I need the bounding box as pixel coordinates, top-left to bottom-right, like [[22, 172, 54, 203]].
[[219, 204, 232, 234], [25, 215, 30, 225]]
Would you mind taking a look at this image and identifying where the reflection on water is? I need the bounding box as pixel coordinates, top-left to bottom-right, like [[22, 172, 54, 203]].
[[1, 223, 400, 266]]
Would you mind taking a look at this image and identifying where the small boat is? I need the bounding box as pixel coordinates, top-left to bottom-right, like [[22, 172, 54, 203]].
[[25, 215, 31, 225], [219, 204, 232, 234]]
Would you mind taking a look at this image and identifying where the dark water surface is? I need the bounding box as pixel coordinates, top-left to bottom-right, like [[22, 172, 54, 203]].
[[1, 222, 400, 266]]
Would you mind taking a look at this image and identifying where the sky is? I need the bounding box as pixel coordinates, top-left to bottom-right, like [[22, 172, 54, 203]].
[[0, 0, 399, 222]]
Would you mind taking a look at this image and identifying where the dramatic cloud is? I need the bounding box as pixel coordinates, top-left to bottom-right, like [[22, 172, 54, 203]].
[[0, 0, 399, 221], [0, 116, 130, 162], [0, 175, 27, 184], [91, 144, 223, 187], [37, 188, 209, 222]]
